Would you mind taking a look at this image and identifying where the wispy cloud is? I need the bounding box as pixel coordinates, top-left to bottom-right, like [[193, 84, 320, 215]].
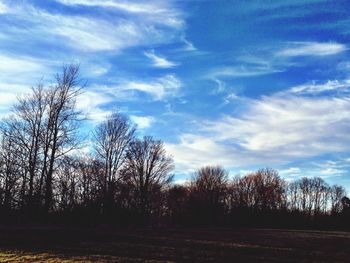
[[76, 89, 113, 123], [0, 1, 8, 14], [0, 84, 30, 117], [277, 42, 347, 57], [34, 11, 150, 52], [206, 94, 350, 154], [182, 37, 197, 51], [54, 0, 184, 28], [0, 54, 49, 116], [144, 50, 178, 68], [280, 167, 301, 176], [0, 0, 188, 118], [208, 41, 347, 81], [280, 159, 350, 181], [209, 65, 282, 79], [0, 54, 44, 77], [288, 79, 350, 95], [166, 134, 239, 172], [130, 115, 155, 129], [167, 82, 350, 172], [118, 74, 181, 100], [0, 1, 184, 53], [56, 0, 163, 13]]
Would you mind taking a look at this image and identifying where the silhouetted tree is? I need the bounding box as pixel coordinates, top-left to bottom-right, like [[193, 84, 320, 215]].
[[166, 184, 189, 224], [1, 64, 350, 229], [0, 129, 21, 210], [121, 136, 174, 222], [93, 112, 135, 214], [189, 165, 228, 224], [43, 65, 83, 212], [330, 185, 346, 214], [231, 168, 286, 211]]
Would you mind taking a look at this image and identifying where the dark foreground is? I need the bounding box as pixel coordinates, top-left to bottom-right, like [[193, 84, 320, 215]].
[[0, 227, 349, 262]]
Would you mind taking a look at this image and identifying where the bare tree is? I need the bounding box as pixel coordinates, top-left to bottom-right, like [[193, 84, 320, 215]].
[[287, 180, 300, 211], [231, 168, 286, 211], [42, 65, 83, 211], [0, 128, 22, 210], [0, 65, 83, 213], [191, 166, 228, 205], [330, 185, 346, 214], [189, 165, 228, 224], [230, 174, 254, 209], [121, 136, 174, 219], [9, 85, 47, 208], [75, 156, 104, 208], [56, 157, 79, 212], [166, 184, 189, 223], [93, 112, 135, 212]]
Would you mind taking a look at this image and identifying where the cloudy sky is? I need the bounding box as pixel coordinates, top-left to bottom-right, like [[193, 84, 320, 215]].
[[1, 0, 350, 188]]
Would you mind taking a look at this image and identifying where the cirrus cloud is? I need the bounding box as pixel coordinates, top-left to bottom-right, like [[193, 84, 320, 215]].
[[167, 80, 350, 172], [277, 42, 347, 57]]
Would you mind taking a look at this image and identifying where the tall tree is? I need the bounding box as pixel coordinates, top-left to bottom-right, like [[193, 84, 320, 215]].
[[42, 65, 83, 211], [122, 136, 174, 219], [0, 128, 22, 210], [93, 112, 135, 212], [189, 165, 228, 223]]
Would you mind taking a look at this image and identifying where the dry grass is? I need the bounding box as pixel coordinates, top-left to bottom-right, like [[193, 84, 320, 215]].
[[0, 250, 172, 263], [0, 227, 349, 262]]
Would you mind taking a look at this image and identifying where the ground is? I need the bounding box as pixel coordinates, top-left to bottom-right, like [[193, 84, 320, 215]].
[[0, 227, 349, 262]]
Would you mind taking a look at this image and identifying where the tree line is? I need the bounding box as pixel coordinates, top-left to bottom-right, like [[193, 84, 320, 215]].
[[0, 65, 349, 228]]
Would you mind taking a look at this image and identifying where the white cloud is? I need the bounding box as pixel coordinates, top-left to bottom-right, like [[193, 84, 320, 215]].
[[56, 0, 164, 14], [182, 38, 197, 51], [278, 163, 347, 181], [1, 2, 184, 53], [304, 159, 349, 179], [119, 74, 181, 100], [206, 95, 350, 154], [54, 0, 184, 28], [0, 1, 186, 117], [166, 134, 239, 172], [223, 93, 240, 104], [0, 1, 8, 14], [82, 63, 111, 77], [167, 81, 350, 172], [0, 92, 18, 118], [130, 115, 155, 129], [76, 89, 113, 124], [86, 109, 112, 124], [144, 50, 178, 68], [75, 75, 182, 123], [0, 83, 29, 107], [0, 54, 48, 116], [288, 79, 350, 95], [36, 10, 145, 52], [277, 42, 347, 57], [173, 178, 190, 185], [319, 168, 347, 176], [213, 79, 226, 93], [279, 167, 302, 180], [209, 65, 282, 78], [218, 42, 347, 81], [280, 167, 301, 175], [0, 54, 43, 75]]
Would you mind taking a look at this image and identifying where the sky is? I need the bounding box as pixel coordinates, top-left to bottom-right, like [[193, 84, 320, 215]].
[[1, 0, 350, 188]]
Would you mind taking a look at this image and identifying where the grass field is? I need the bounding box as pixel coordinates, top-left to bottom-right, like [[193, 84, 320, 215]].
[[0, 227, 349, 262]]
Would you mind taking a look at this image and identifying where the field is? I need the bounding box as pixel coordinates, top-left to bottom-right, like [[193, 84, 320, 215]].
[[0, 227, 349, 262]]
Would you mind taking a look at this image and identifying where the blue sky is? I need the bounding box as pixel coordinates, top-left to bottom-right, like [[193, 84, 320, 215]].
[[1, 0, 350, 188]]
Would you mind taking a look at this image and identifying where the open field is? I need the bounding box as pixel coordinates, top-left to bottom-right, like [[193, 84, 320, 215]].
[[0, 227, 349, 262]]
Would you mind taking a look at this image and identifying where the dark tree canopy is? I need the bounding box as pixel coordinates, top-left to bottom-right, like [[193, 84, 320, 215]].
[[121, 136, 174, 218], [0, 65, 349, 229]]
